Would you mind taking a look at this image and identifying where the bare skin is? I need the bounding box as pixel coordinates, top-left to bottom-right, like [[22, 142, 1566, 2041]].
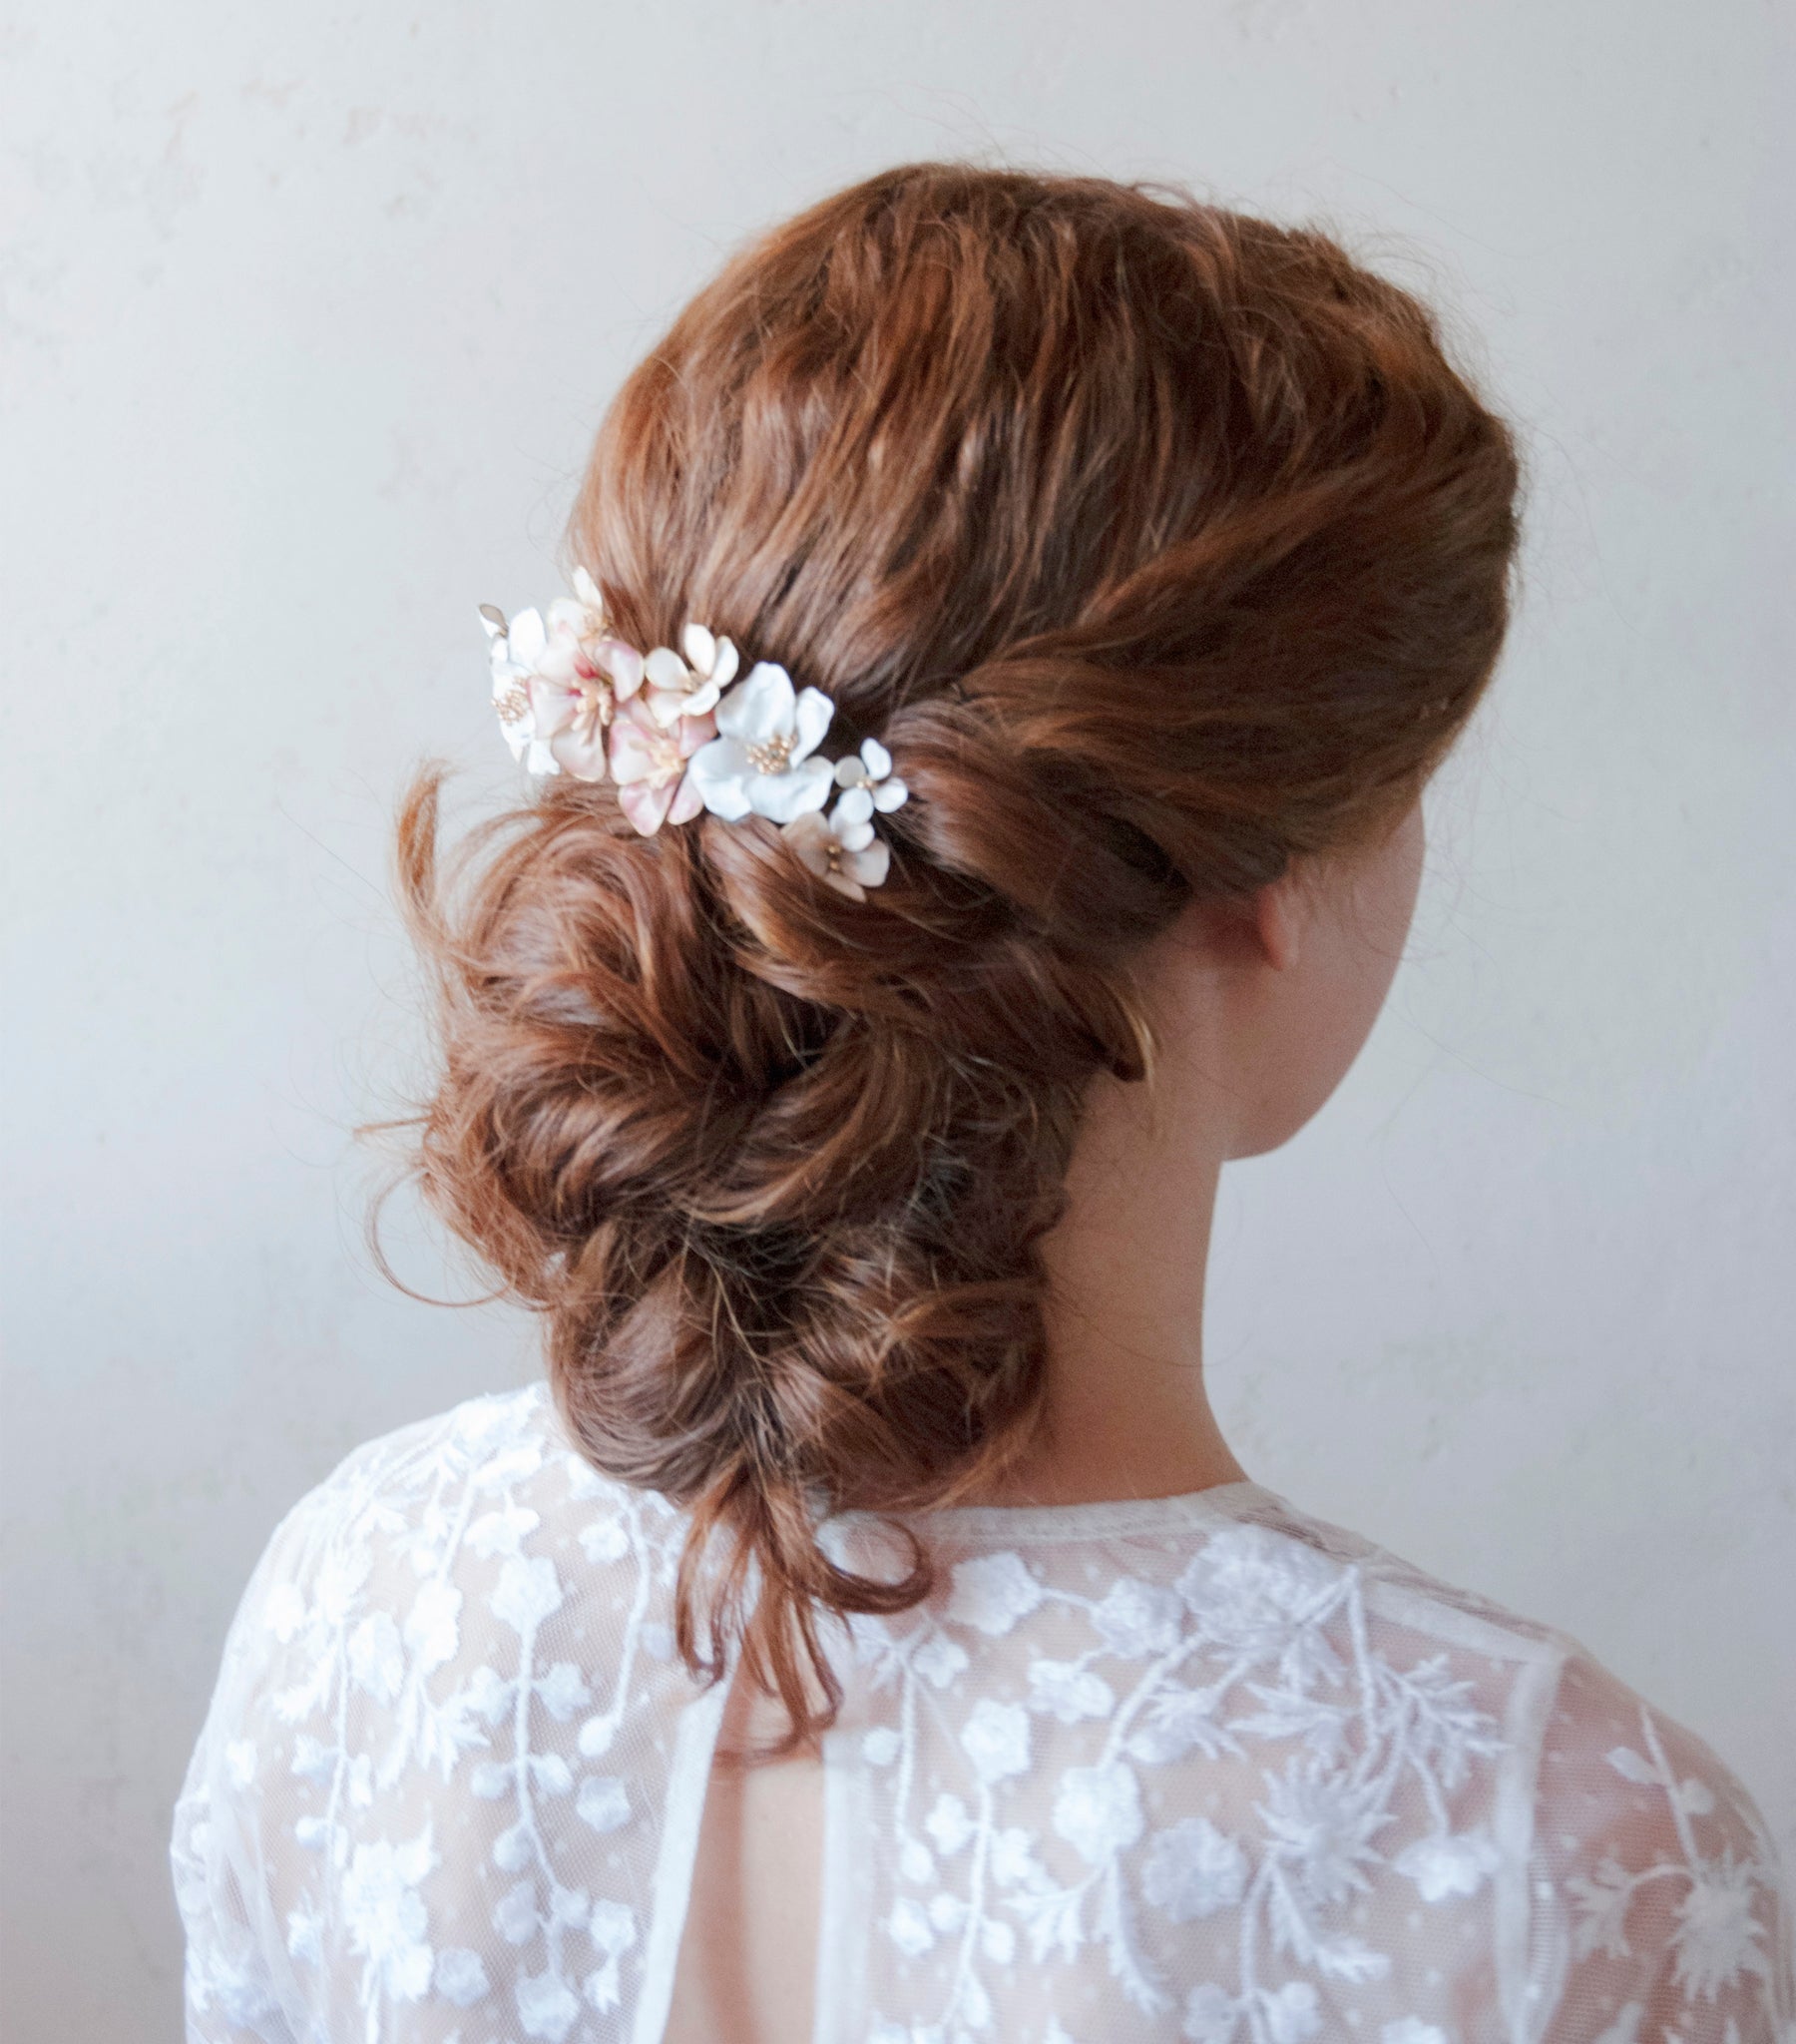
[[662, 800, 1429, 2043]]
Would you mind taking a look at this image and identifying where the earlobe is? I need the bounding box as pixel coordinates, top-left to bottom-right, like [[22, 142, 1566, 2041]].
[[1252, 875, 1303, 973]]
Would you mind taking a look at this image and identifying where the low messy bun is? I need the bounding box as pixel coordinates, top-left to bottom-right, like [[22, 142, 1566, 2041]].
[[398, 164, 1520, 1743]]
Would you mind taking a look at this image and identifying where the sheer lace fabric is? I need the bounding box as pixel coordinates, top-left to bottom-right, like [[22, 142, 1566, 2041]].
[[174, 1386, 1792, 2043]]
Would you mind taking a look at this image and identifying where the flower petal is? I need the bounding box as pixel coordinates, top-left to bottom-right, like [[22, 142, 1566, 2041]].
[[550, 725, 608, 782], [833, 785, 874, 827], [716, 663, 794, 744], [688, 737, 754, 820], [571, 565, 604, 611], [860, 737, 892, 779], [645, 688, 688, 729], [618, 776, 674, 835], [791, 686, 835, 763], [597, 640, 645, 699], [709, 639, 738, 690], [835, 816, 875, 852], [667, 771, 705, 826], [821, 867, 867, 902], [846, 839, 891, 889], [528, 674, 579, 738], [644, 645, 688, 692], [507, 608, 547, 665], [608, 716, 663, 785], [749, 755, 833, 823], [872, 776, 909, 812], [681, 623, 716, 676]]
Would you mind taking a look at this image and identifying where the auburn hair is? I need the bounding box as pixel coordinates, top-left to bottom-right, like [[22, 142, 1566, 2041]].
[[396, 163, 1520, 1747]]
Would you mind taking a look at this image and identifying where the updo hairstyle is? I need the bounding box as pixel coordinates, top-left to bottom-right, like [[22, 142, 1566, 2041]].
[[397, 163, 1521, 1746]]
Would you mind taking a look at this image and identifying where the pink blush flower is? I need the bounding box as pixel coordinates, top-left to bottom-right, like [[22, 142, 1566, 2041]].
[[609, 699, 716, 835]]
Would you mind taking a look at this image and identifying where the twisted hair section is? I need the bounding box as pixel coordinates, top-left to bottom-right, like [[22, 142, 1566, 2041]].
[[397, 164, 1520, 1748]]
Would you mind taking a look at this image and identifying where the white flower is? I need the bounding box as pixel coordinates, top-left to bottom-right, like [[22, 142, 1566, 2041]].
[[1262, 1980, 1323, 2044], [491, 1555, 563, 1635], [888, 1896, 934, 1956], [781, 790, 893, 900], [577, 1776, 630, 1833], [946, 1552, 1044, 1636], [536, 1661, 592, 1721], [1183, 1982, 1241, 2044], [482, 574, 647, 783], [1028, 1658, 1116, 1724], [925, 1792, 974, 1856], [1257, 1755, 1394, 1907], [910, 1631, 970, 1689], [833, 736, 909, 811], [341, 1826, 437, 2002], [515, 1969, 581, 2042], [589, 1898, 636, 1954], [862, 1727, 901, 1767], [983, 1917, 1017, 1963], [1671, 1849, 1769, 2000], [643, 622, 739, 727], [347, 1612, 404, 1704], [960, 1698, 1031, 1784], [1054, 1762, 1144, 1864], [1092, 1577, 1184, 1658], [494, 1880, 539, 1943], [1394, 1827, 1502, 1902], [608, 695, 714, 835], [434, 1947, 490, 2006], [687, 662, 835, 822], [580, 1517, 630, 1564], [467, 1503, 541, 1559], [1176, 1527, 1344, 1681], [899, 1838, 935, 1883], [1141, 1817, 1248, 1922], [403, 1580, 461, 1670]]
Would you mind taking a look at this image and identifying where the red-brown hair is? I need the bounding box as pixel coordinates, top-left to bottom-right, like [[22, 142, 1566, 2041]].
[[396, 163, 1519, 1747]]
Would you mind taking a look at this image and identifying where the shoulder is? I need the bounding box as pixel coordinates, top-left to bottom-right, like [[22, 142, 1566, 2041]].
[[174, 1383, 700, 2040]]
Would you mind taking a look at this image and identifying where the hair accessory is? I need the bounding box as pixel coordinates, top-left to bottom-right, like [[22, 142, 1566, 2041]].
[[481, 575, 908, 899]]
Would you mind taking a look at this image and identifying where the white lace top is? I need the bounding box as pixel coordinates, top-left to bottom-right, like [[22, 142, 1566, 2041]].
[[174, 1385, 1792, 2044]]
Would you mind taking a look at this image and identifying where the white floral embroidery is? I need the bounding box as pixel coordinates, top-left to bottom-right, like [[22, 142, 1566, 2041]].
[[174, 1387, 1793, 2044]]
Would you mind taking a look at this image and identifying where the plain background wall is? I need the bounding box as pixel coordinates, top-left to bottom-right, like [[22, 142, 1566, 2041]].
[[3, 0, 1791, 2031]]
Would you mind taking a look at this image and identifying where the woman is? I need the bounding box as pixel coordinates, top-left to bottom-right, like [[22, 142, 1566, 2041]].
[[174, 163, 1791, 2044]]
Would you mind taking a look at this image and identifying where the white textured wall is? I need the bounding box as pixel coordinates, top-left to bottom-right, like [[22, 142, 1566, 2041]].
[[3, 1, 1790, 2030]]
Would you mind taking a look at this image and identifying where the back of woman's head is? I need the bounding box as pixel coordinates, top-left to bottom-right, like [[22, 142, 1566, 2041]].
[[398, 162, 1519, 1742]]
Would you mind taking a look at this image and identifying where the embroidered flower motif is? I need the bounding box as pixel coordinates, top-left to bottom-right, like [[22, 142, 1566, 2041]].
[[833, 735, 909, 812], [1262, 1979, 1323, 2044], [643, 622, 738, 727], [687, 662, 835, 822], [1671, 1848, 1770, 2000], [1141, 1817, 1249, 1922], [577, 1776, 630, 1833], [608, 696, 715, 835], [1257, 1754, 1394, 1907], [340, 1825, 437, 2002], [1183, 1981, 1241, 2044], [926, 1792, 975, 1856], [515, 1967, 581, 2040], [910, 1631, 971, 1689], [491, 1555, 564, 1634], [946, 1552, 1044, 1636], [404, 1579, 462, 1670], [781, 791, 892, 900], [1176, 1527, 1345, 1683], [1093, 1577, 1185, 1658], [889, 1895, 935, 1956], [1393, 1828, 1502, 1902], [960, 1698, 1031, 1784], [1381, 2022, 1448, 2044], [434, 1946, 490, 2006], [1053, 1762, 1144, 1864], [584, 1897, 638, 2013], [1028, 1658, 1116, 1724]]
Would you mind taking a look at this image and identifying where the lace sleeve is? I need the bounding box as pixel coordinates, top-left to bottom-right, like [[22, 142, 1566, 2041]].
[[1535, 1651, 1792, 2044], [171, 1485, 317, 2043]]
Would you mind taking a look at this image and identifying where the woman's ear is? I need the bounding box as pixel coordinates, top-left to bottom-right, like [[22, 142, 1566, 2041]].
[[1251, 871, 1305, 974]]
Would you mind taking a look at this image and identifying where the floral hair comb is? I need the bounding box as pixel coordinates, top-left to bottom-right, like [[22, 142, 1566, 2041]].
[[482, 569, 907, 901]]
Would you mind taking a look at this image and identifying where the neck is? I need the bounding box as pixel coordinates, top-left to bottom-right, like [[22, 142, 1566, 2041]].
[[969, 1036, 1249, 1509]]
